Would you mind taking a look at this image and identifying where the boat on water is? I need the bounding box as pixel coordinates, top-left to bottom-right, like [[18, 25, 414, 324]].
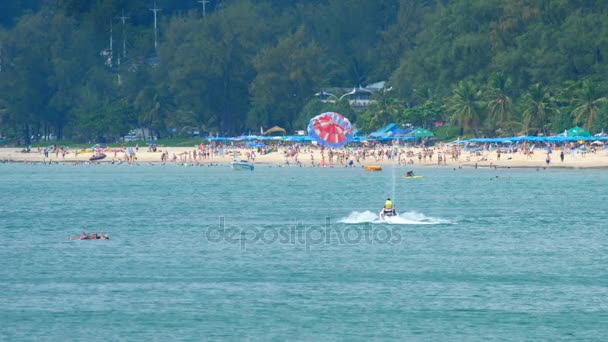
[[89, 152, 106, 161], [231, 160, 254, 171], [402, 175, 424, 179]]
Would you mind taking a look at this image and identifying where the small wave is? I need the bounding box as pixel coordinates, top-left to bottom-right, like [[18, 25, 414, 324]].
[[338, 210, 451, 225]]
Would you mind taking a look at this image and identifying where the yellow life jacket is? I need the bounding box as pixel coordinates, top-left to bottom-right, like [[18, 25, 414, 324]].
[[384, 200, 393, 209]]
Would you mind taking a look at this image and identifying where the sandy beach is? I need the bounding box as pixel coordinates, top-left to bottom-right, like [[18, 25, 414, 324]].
[[1, 144, 607, 169]]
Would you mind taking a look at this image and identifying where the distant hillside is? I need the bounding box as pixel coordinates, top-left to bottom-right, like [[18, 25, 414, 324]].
[[0, 0, 606, 143]]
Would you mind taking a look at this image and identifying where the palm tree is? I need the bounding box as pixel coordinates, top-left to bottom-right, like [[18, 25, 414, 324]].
[[448, 80, 482, 136], [135, 87, 173, 137], [571, 79, 607, 131], [363, 87, 400, 130], [375, 87, 399, 124], [486, 72, 512, 134], [522, 83, 554, 135]]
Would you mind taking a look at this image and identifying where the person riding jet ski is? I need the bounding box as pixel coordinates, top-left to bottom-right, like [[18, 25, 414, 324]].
[[382, 198, 397, 217]]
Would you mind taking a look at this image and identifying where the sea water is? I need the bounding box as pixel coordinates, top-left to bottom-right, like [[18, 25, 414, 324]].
[[1, 163, 607, 340]]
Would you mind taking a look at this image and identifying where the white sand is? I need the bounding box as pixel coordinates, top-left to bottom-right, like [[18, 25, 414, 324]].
[[1, 144, 606, 169]]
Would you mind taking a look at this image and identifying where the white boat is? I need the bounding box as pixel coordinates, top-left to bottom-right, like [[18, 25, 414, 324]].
[[231, 160, 254, 171]]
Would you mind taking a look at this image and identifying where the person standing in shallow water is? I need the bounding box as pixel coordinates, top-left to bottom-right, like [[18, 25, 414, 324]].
[[560, 150, 564, 162]]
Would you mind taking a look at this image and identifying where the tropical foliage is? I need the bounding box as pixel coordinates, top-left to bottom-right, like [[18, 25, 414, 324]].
[[1, 0, 608, 144]]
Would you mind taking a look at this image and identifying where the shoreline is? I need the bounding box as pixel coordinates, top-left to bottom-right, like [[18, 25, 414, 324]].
[[1, 146, 606, 169], [2, 163, 606, 170]]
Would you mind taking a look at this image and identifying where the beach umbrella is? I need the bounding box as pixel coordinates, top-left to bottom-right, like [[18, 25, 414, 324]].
[[236, 135, 260, 141], [567, 126, 591, 137], [263, 126, 287, 136], [410, 127, 435, 138], [307, 112, 354, 148]]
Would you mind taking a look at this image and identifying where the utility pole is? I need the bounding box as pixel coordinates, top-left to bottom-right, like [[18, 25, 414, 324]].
[[110, 21, 113, 53], [150, 0, 162, 51], [115, 9, 129, 62], [198, 0, 209, 17], [108, 21, 113, 67]]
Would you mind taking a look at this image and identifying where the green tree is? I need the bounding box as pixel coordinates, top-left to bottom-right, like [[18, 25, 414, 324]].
[[355, 87, 400, 131], [522, 83, 554, 135], [448, 80, 483, 136], [370, 0, 430, 81], [163, 1, 274, 134], [304, 0, 399, 86], [250, 26, 327, 132], [486, 72, 512, 134], [358, 87, 400, 130], [570, 79, 607, 131], [135, 86, 174, 138], [0, 12, 54, 144], [397, 99, 445, 129]]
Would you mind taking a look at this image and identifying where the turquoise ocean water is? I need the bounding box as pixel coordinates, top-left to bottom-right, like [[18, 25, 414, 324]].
[[1, 163, 607, 340]]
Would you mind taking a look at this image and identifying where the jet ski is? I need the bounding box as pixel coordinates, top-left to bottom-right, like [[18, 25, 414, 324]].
[[379, 208, 398, 221]]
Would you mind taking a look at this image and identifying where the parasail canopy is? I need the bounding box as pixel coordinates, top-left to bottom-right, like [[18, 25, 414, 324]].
[[307, 112, 354, 147]]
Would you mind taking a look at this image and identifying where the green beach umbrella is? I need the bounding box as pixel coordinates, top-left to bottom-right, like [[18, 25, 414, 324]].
[[567, 126, 591, 137], [411, 128, 435, 138]]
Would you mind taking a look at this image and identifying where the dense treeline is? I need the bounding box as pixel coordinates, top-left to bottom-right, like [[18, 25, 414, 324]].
[[0, 0, 607, 144]]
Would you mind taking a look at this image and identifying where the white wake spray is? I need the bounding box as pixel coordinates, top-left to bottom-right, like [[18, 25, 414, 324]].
[[338, 211, 451, 225]]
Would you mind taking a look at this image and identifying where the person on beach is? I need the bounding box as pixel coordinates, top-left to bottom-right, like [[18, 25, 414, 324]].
[[560, 150, 564, 162], [546, 152, 551, 165]]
